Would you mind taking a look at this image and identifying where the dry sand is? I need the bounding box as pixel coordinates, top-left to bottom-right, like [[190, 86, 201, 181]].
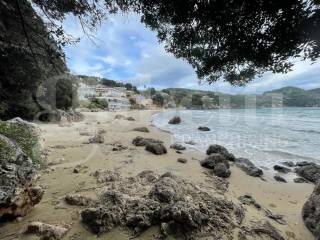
[[0, 110, 315, 240]]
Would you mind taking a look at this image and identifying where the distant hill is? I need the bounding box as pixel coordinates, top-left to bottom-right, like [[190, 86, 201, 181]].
[[158, 86, 320, 109]]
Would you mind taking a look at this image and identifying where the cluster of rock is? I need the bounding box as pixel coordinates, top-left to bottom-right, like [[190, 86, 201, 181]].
[[272, 161, 320, 184], [132, 136, 167, 155], [0, 118, 44, 220], [80, 170, 243, 239], [200, 144, 263, 179], [115, 115, 135, 121]]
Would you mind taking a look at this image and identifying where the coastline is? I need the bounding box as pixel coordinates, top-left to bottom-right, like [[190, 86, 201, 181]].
[[0, 110, 315, 240]]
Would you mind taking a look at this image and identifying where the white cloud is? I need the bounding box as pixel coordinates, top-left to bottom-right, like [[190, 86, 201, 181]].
[[63, 13, 320, 94]]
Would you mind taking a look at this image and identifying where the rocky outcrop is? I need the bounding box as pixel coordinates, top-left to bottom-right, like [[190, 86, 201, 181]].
[[132, 127, 149, 133], [235, 158, 263, 177], [0, 117, 44, 164], [25, 222, 71, 240], [145, 143, 167, 155], [294, 177, 308, 183], [81, 171, 240, 239], [206, 144, 235, 161], [170, 143, 186, 151], [200, 154, 231, 178], [132, 136, 163, 146], [198, 126, 210, 131], [302, 182, 320, 237], [0, 134, 43, 220], [168, 116, 181, 124], [296, 163, 320, 183]]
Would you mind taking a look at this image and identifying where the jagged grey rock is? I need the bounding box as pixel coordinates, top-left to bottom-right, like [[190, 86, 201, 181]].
[[0, 134, 43, 219], [296, 163, 320, 183], [302, 182, 320, 237], [235, 158, 263, 177]]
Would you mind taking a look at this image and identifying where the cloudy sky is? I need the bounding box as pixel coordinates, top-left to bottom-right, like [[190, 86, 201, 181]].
[[63, 13, 320, 94]]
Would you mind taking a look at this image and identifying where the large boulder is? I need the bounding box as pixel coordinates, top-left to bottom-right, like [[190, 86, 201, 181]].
[[206, 144, 235, 161], [0, 118, 43, 164], [145, 143, 167, 155], [200, 154, 231, 178], [296, 163, 320, 183], [0, 134, 43, 220], [200, 154, 230, 169], [235, 158, 263, 177], [302, 182, 320, 238], [168, 116, 181, 124]]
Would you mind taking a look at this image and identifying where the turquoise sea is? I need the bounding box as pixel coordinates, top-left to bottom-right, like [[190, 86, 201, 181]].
[[152, 108, 320, 169]]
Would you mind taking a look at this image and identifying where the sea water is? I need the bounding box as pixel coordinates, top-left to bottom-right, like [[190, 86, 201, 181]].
[[152, 108, 320, 169]]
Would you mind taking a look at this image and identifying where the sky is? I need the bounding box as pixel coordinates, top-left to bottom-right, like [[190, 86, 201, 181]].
[[63, 13, 320, 94]]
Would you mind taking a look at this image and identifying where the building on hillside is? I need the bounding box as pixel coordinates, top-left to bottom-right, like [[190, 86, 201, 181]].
[[78, 83, 131, 111]]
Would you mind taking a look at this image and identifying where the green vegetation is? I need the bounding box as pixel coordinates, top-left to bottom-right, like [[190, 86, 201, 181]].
[[0, 0, 75, 121], [78, 75, 139, 93], [0, 120, 43, 164], [151, 87, 320, 109], [82, 97, 109, 111]]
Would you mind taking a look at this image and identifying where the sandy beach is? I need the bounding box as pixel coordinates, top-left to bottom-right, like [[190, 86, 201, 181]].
[[0, 110, 315, 240]]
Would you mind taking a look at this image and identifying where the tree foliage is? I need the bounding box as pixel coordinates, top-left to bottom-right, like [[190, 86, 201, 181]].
[[32, 0, 320, 85]]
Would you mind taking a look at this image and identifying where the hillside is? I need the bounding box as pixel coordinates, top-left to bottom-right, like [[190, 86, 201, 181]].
[[158, 86, 320, 109]]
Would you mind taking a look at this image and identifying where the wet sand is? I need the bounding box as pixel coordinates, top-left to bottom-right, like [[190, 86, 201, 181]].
[[0, 110, 315, 240]]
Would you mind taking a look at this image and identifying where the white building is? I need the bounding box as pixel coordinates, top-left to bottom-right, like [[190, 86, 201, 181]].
[[78, 83, 131, 111]]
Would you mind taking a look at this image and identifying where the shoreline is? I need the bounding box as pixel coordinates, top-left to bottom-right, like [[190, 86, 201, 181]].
[[0, 110, 315, 240]]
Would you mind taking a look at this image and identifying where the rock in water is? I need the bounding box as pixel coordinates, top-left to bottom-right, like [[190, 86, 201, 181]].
[[0, 117, 43, 164], [273, 165, 291, 173], [198, 126, 210, 131], [170, 143, 186, 151], [296, 163, 320, 183], [302, 182, 320, 237], [25, 222, 71, 240], [145, 143, 167, 155], [168, 116, 181, 124], [0, 134, 43, 220], [132, 127, 149, 133], [206, 144, 235, 161], [235, 158, 263, 177]]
